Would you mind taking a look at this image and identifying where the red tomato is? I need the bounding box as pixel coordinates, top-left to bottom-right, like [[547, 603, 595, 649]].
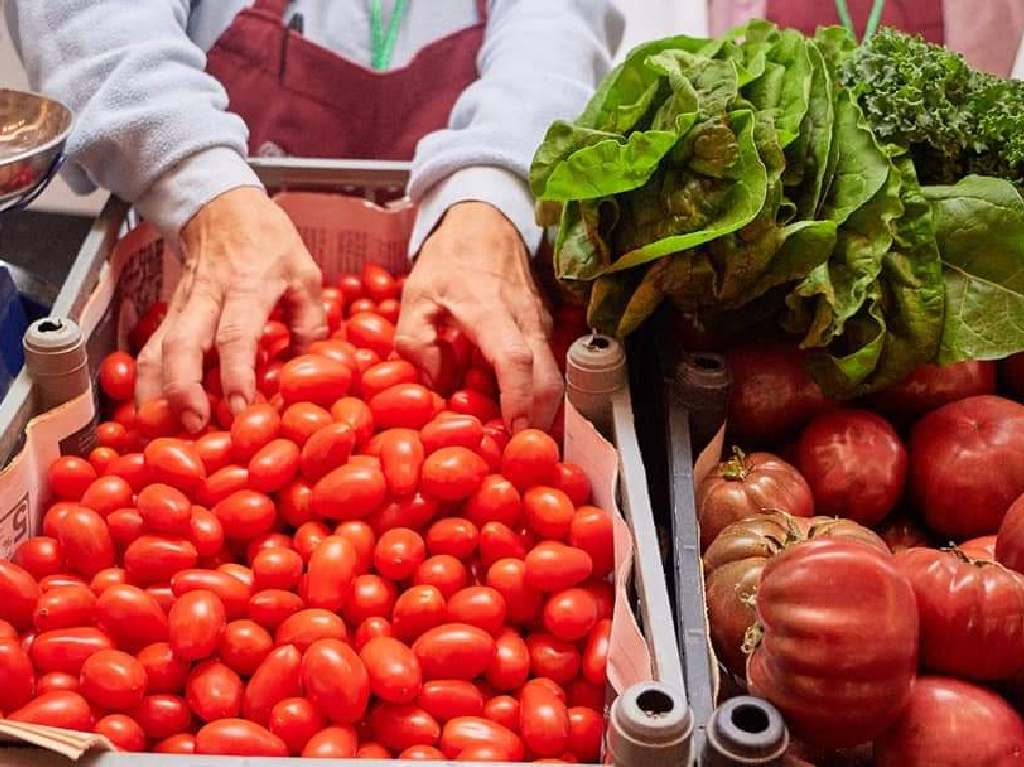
[[214, 620, 271, 677], [415, 555, 468, 600], [311, 462, 387, 521], [279, 354, 352, 406], [486, 628, 530, 691], [153, 733, 197, 754], [347, 312, 396, 358], [50, 505, 115, 579], [349, 299, 378, 317], [448, 390, 501, 424], [129, 301, 167, 352], [337, 272, 364, 303], [300, 422, 355, 481], [280, 403, 332, 446], [136, 398, 179, 439], [334, 519, 375, 571], [301, 724, 359, 757], [80, 649, 147, 710], [48, 456, 97, 501], [874, 676, 1024, 766], [95, 584, 168, 651], [37, 670, 78, 694], [360, 636, 423, 703], [248, 589, 304, 630], [363, 360, 419, 400], [486, 558, 542, 624], [14, 536, 63, 580], [293, 520, 330, 562], [369, 383, 436, 431], [500, 429, 560, 490], [129, 694, 192, 740], [420, 447, 488, 502], [31, 626, 113, 674], [353, 346, 382, 372], [401, 744, 446, 760], [526, 633, 580, 684], [0, 639, 34, 711], [8, 690, 93, 731], [96, 421, 129, 452], [104, 452, 149, 493], [171, 569, 251, 620], [95, 712, 146, 751], [275, 608, 348, 651], [88, 446, 120, 475], [466, 475, 521, 528], [251, 547, 303, 591], [248, 438, 299, 493], [344, 574, 397, 625], [90, 567, 127, 594], [103, 508, 143, 550], [270, 696, 324, 755], [197, 464, 249, 507], [136, 642, 188, 694], [440, 716, 525, 761], [98, 351, 136, 402], [412, 623, 494, 681], [425, 517, 479, 561], [962, 534, 997, 561], [417, 679, 484, 722], [196, 718, 288, 756], [554, 463, 591, 507], [569, 506, 615, 577], [330, 396, 375, 445], [144, 437, 206, 494], [377, 428, 425, 496], [795, 409, 907, 527], [307, 535, 359, 611], [371, 493, 439, 535], [243, 643, 302, 725], [362, 263, 399, 302], [445, 586, 506, 636], [137, 482, 191, 534], [309, 338, 357, 368], [33, 583, 95, 632], [567, 679, 604, 710], [484, 694, 519, 731], [581, 618, 610, 686], [911, 395, 1024, 538], [367, 701, 441, 751], [124, 536, 198, 586], [520, 678, 570, 757], [146, 585, 176, 613], [230, 403, 280, 462], [355, 616, 393, 650], [523, 487, 575, 540], [213, 489, 276, 541], [478, 521, 529, 568], [38, 573, 85, 591], [80, 475, 133, 517], [275, 480, 312, 528], [375, 528, 426, 581], [184, 659, 242, 722], [748, 539, 918, 749], [357, 741, 392, 758], [871, 361, 997, 421], [301, 638, 370, 724], [392, 585, 447, 643], [542, 587, 599, 642], [168, 589, 226, 660], [420, 413, 484, 455], [566, 705, 602, 762], [0, 560, 39, 631], [189, 507, 225, 557]]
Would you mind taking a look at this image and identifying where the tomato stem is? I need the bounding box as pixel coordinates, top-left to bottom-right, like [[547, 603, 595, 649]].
[[720, 446, 750, 481]]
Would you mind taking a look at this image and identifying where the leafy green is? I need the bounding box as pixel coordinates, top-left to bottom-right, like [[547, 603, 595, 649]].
[[784, 41, 834, 219]]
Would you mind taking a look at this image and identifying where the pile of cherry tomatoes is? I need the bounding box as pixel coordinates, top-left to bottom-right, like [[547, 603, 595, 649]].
[[0, 264, 612, 761]]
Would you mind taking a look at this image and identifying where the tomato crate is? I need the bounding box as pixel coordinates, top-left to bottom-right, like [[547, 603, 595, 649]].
[[0, 159, 691, 766]]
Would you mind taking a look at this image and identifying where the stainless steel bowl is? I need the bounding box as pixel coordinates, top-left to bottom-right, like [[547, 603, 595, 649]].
[[0, 89, 72, 208]]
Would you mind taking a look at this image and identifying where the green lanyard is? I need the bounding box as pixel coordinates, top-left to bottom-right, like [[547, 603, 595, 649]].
[[369, 0, 410, 71], [834, 0, 886, 41]]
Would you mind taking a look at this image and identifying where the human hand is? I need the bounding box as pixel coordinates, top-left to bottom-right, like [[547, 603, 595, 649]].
[[135, 186, 327, 431], [396, 201, 563, 432]]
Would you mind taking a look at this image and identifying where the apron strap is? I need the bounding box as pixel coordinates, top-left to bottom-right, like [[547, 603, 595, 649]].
[[476, 0, 487, 23], [253, 0, 289, 17]]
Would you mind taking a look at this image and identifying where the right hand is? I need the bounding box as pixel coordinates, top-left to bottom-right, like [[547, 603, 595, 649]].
[[135, 187, 327, 432]]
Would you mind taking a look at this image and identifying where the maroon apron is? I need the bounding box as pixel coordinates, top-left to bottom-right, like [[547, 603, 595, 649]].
[[766, 0, 944, 44], [205, 0, 487, 160]]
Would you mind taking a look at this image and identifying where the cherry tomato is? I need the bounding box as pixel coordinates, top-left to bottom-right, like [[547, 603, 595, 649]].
[[80, 648, 147, 710], [307, 535, 359, 611], [168, 589, 225, 660], [196, 718, 288, 756], [362, 263, 398, 302], [400, 744, 446, 760], [231, 403, 281, 462], [53, 505, 115, 578], [137, 482, 191, 534], [527, 633, 580, 684], [147, 585, 176, 612], [98, 351, 136, 402], [412, 623, 494, 681], [311, 462, 387, 521], [448, 390, 501, 424], [213, 489, 276, 541], [14, 536, 63, 580], [124, 536, 198, 586], [331, 396, 375, 446], [0, 561, 39, 632], [371, 493, 439, 535], [95, 712, 146, 751], [567, 705, 602, 761], [279, 403, 332, 447], [338, 273, 364, 303], [8, 690, 93, 731], [543, 587, 599, 642], [193, 431, 233, 474], [301, 638, 370, 724], [355, 616, 393, 650], [344, 574, 397, 626], [375, 528, 426, 581], [582, 618, 610, 686], [347, 312, 396, 358], [32, 583, 95, 632], [30, 626, 113, 674], [486, 558, 542, 624], [376, 428, 425, 496], [309, 338, 358, 369], [425, 517, 479, 560], [466, 474, 521, 528], [554, 462, 592, 506], [445, 586, 506, 636], [392, 585, 447, 643], [525, 542, 593, 592], [334, 519, 376, 573], [249, 589, 304, 630], [279, 354, 353, 406], [524, 487, 575, 540], [415, 555, 468, 600], [293, 520, 330, 562], [521, 679, 570, 757], [0, 638, 34, 712], [275, 608, 348, 651], [420, 413, 484, 455], [349, 299, 379, 317], [300, 422, 355, 481], [360, 636, 423, 704], [421, 447, 488, 502], [277, 479, 314, 528], [267, 695, 324, 755], [243, 643, 302, 725], [104, 452, 149, 493], [89, 446, 120, 475], [129, 300, 167, 352], [362, 360, 419, 400], [248, 547, 302, 591], [485, 627, 531, 691], [569, 506, 614, 578], [188, 506, 224, 557], [364, 701, 440, 752], [96, 585, 168, 651], [567, 679, 605, 710], [48, 456, 97, 501], [137, 642, 188, 694], [357, 741, 392, 758], [153, 733, 197, 754], [37, 670, 78, 694], [440, 716, 525, 761], [137, 398, 179, 439], [90, 567, 127, 594], [101, 509, 141, 550], [477, 521, 528, 568], [80, 475, 133, 517], [171, 569, 251, 620], [197, 464, 250, 507], [143, 438, 206, 494], [130, 694, 192, 740], [417, 679, 484, 722], [368, 384, 435, 431], [295, 724, 356, 757], [501, 429, 560, 490], [247, 438, 300, 493]]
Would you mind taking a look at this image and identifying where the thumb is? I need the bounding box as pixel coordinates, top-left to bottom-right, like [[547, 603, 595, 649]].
[[394, 294, 443, 386]]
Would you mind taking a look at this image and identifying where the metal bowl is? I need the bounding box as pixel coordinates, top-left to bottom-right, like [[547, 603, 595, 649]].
[[0, 89, 72, 208]]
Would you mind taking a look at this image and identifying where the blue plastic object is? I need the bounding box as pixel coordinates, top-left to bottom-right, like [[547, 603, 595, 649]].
[[0, 264, 32, 400]]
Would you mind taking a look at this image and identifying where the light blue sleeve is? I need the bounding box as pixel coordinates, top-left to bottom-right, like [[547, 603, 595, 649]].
[[407, 0, 625, 257], [5, 0, 261, 233]]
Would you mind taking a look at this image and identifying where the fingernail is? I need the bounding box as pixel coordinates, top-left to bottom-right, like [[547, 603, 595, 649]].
[[512, 418, 529, 434], [181, 410, 204, 434], [229, 394, 248, 415]]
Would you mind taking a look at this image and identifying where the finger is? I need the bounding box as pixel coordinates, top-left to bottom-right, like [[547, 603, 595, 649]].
[[135, 277, 193, 408], [285, 263, 327, 353], [525, 333, 563, 431], [160, 284, 221, 432], [394, 294, 443, 386], [217, 280, 282, 414], [454, 302, 534, 432]]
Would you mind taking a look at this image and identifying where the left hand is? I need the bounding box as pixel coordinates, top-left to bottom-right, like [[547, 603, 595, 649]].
[[395, 201, 563, 432]]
